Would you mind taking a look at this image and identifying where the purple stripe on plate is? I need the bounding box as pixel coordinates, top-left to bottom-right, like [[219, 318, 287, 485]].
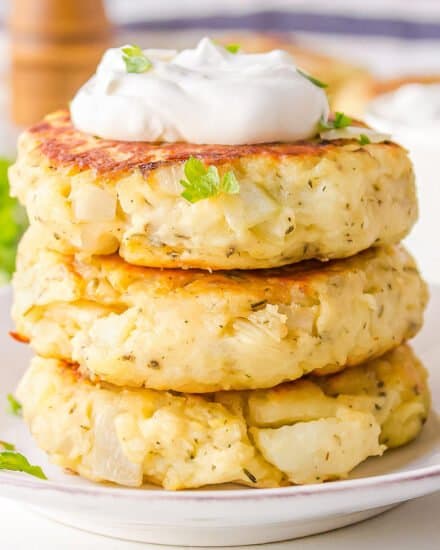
[[120, 10, 440, 40]]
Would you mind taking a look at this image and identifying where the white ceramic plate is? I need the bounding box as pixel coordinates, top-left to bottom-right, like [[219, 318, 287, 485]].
[[1, 285, 440, 547]]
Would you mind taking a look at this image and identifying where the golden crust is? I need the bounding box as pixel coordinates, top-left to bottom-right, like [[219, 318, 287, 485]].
[[10, 111, 417, 270], [13, 230, 428, 392], [23, 111, 372, 176], [17, 346, 430, 490]]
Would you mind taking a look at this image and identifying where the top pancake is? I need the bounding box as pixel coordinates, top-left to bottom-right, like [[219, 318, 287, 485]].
[[10, 110, 417, 269]]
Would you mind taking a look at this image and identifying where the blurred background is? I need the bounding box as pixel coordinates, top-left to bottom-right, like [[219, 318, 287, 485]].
[[1, 0, 440, 284]]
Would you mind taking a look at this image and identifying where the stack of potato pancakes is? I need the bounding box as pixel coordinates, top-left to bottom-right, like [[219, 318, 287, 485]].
[[9, 110, 430, 490]]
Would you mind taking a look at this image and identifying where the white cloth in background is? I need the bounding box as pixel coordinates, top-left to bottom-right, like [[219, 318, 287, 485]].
[[105, 0, 440, 24], [102, 0, 440, 76]]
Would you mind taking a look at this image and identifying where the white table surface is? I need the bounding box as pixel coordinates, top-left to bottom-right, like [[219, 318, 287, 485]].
[[0, 492, 439, 549]]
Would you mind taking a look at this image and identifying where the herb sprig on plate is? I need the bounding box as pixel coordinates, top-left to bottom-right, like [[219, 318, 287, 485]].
[[7, 394, 22, 416], [1, 396, 47, 479], [0, 450, 47, 480]]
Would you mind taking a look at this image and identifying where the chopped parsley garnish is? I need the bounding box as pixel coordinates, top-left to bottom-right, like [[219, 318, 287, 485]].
[[359, 134, 371, 145], [7, 394, 22, 416], [225, 43, 240, 54], [0, 450, 47, 480], [180, 157, 240, 203], [121, 45, 152, 74], [319, 112, 353, 131], [0, 440, 15, 451], [333, 112, 353, 128], [297, 69, 328, 89]]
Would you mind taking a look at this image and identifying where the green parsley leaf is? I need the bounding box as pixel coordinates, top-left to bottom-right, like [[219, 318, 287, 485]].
[[333, 112, 353, 128], [0, 451, 47, 480], [319, 112, 353, 132], [180, 157, 240, 203], [0, 441, 15, 451], [225, 43, 240, 54], [7, 394, 22, 416], [359, 134, 371, 145], [219, 170, 240, 194], [297, 69, 328, 89], [121, 45, 152, 74]]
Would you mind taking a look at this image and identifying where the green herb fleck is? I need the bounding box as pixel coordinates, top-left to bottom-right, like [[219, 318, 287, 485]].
[[180, 157, 239, 203], [297, 69, 328, 88], [7, 394, 22, 416], [359, 134, 371, 145], [121, 45, 152, 74], [0, 440, 15, 451], [319, 112, 353, 131], [225, 43, 240, 54], [243, 468, 257, 483], [0, 450, 47, 479]]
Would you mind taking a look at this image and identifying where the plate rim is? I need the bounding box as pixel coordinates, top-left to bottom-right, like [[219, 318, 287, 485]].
[[1, 462, 440, 502]]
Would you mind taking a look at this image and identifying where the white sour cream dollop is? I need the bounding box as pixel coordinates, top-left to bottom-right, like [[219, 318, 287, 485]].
[[70, 37, 329, 144]]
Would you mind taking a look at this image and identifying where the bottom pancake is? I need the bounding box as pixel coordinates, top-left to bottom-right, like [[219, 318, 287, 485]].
[[17, 345, 429, 490]]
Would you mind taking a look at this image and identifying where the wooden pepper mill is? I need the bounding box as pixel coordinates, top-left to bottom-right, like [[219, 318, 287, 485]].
[[9, 0, 112, 126]]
